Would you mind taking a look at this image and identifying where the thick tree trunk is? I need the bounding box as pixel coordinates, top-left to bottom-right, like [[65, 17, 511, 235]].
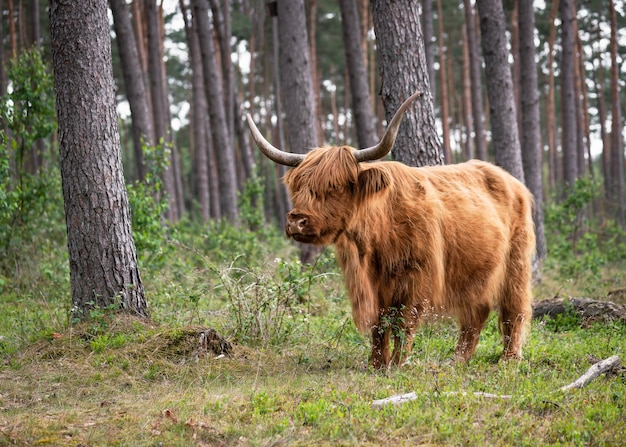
[[518, 0, 546, 261], [477, 0, 525, 182], [339, 0, 378, 148], [49, 0, 147, 319], [371, 0, 443, 167], [276, 0, 321, 264]]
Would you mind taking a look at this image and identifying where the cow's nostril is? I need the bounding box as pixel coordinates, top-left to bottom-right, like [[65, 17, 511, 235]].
[[299, 218, 307, 227]]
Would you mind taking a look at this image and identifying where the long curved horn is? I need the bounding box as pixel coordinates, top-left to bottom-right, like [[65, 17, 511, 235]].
[[355, 91, 423, 162], [245, 113, 305, 167]]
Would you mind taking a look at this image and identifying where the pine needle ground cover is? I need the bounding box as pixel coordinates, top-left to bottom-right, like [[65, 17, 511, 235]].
[[1, 226, 625, 446]]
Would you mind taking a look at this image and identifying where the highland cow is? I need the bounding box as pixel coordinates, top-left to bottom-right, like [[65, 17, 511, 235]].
[[245, 92, 535, 368]]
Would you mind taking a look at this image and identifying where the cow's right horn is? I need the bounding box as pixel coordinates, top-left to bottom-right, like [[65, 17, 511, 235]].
[[245, 113, 305, 167], [355, 91, 423, 162]]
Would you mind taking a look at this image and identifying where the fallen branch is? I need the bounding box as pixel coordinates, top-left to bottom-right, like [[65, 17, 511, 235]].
[[560, 355, 622, 391], [533, 297, 626, 326], [372, 355, 622, 408]]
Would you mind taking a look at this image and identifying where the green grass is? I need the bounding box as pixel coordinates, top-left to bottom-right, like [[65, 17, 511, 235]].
[[1, 223, 625, 446]]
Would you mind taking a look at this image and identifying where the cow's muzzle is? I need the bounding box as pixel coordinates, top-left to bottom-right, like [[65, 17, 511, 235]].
[[285, 213, 317, 243]]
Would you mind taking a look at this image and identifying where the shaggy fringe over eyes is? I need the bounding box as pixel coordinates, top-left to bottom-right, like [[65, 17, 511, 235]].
[[285, 146, 359, 198]]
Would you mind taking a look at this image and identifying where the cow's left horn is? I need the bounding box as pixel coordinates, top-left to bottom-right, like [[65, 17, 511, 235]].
[[355, 91, 423, 162], [245, 113, 305, 167]]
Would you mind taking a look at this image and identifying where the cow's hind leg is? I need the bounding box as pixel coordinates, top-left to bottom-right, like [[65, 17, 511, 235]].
[[499, 232, 533, 360], [498, 279, 532, 360], [455, 304, 491, 363], [371, 326, 391, 369]]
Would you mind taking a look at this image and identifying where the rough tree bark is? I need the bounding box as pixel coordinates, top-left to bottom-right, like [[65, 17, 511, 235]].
[[339, 0, 378, 148], [110, 0, 154, 181], [477, 0, 525, 182], [49, 0, 147, 319], [192, 0, 240, 224], [371, 0, 443, 167], [276, 0, 321, 264], [463, 0, 486, 160], [518, 0, 546, 261]]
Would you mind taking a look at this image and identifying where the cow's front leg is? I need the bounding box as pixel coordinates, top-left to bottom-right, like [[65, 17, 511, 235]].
[[371, 326, 391, 369]]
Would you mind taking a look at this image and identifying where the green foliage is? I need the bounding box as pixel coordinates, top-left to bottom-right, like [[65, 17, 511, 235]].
[[0, 48, 56, 164], [0, 48, 62, 255], [237, 171, 265, 232], [126, 139, 171, 261], [544, 178, 626, 283]]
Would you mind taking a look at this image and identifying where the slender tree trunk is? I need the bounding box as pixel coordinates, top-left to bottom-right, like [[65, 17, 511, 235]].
[[181, 0, 210, 222], [339, 0, 378, 148], [192, 0, 240, 224], [463, 0, 486, 160], [545, 0, 559, 188], [49, 0, 147, 319], [209, 0, 234, 139], [609, 0, 624, 224], [436, 0, 451, 163], [594, 49, 610, 199], [421, 0, 435, 98], [146, 0, 178, 221], [371, 0, 443, 167], [559, 0, 578, 187], [267, 2, 289, 226], [461, 23, 473, 160], [518, 0, 546, 261], [110, 0, 154, 181], [477, 0, 525, 182], [306, 0, 323, 144]]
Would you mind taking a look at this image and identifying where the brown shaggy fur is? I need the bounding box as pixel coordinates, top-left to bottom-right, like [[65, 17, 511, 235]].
[[283, 146, 535, 368]]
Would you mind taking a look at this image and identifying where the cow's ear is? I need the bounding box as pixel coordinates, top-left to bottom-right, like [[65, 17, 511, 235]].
[[357, 166, 390, 197]]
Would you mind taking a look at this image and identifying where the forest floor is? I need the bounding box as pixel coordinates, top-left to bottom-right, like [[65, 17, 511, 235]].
[[1, 234, 625, 446]]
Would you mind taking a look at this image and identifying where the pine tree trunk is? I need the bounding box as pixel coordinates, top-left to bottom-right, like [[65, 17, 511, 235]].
[[436, 0, 451, 164], [192, 0, 240, 224], [371, 0, 443, 167], [462, 0, 486, 161], [145, 0, 179, 222], [461, 24, 473, 160], [518, 0, 546, 261], [49, 0, 147, 319], [477, 0, 525, 182], [276, 0, 321, 264], [545, 0, 559, 188], [268, 2, 289, 226], [609, 0, 625, 224], [339, 0, 378, 148], [559, 0, 579, 187], [421, 0, 435, 98], [181, 0, 210, 222], [110, 0, 154, 181]]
